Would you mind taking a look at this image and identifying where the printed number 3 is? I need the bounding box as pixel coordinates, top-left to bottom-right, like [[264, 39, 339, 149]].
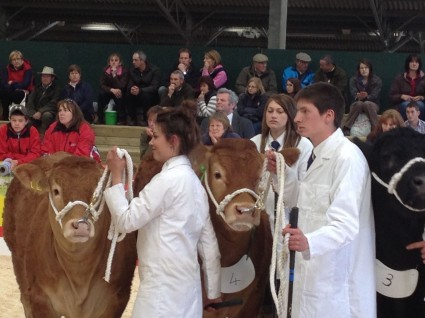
[[382, 273, 394, 287]]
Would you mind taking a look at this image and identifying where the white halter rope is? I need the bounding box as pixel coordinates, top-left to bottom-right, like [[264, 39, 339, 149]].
[[263, 152, 289, 318], [203, 168, 261, 218], [371, 157, 425, 212], [49, 148, 134, 282]]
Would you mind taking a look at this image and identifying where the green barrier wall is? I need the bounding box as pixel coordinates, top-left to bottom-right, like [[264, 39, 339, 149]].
[[1, 40, 423, 112]]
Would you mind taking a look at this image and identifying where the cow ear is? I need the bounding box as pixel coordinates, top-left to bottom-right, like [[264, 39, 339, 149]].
[[13, 163, 49, 192], [189, 144, 210, 177], [280, 147, 300, 167], [351, 137, 373, 164]]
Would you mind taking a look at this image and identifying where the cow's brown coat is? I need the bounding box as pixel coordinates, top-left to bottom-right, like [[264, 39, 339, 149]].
[[3, 153, 137, 318]]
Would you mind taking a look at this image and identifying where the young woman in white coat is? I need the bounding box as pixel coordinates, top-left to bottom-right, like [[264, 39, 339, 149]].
[[251, 94, 313, 228], [275, 83, 376, 318], [104, 107, 222, 317]]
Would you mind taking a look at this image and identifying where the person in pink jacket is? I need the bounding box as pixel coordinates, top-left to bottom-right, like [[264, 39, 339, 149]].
[[201, 49, 228, 89]]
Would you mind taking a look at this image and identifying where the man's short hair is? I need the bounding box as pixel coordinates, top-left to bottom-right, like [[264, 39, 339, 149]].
[[178, 48, 191, 58], [406, 101, 420, 111], [134, 50, 147, 61], [295, 82, 345, 128], [320, 55, 334, 65], [217, 88, 238, 105], [171, 70, 184, 80]]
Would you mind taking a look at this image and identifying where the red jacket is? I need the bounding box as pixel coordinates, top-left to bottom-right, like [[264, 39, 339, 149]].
[[42, 121, 100, 162], [3, 59, 34, 92], [0, 123, 41, 164]]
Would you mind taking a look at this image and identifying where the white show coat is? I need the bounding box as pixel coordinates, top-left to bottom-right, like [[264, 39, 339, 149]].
[[291, 129, 376, 318], [104, 155, 221, 318]]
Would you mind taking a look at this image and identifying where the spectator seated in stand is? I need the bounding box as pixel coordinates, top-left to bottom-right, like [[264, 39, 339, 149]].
[[201, 49, 227, 90], [0, 104, 41, 171], [235, 53, 277, 96], [0, 50, 34, 120], [389, 53, 425, 121], [342, 59, 381, 137], [125, 50, 161, 126], [367, 109, 405, 144], [237, 77, 268, 134], [26, 66, 60, 137], [60, 64, 95, 124], [405, 101, 425, 134], [96, 53, 129, 125], [284, 77, 302, 98], [313, 54, 347, 96], [201, 111, 240, 145], [282, 52, 313, 92], [159, 70, 195, 107], [42, 99, 100, 163], [196, 76, 217, 125]]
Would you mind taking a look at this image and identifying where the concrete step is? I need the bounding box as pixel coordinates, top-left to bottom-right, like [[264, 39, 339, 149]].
[[92, 124, 144, 164]]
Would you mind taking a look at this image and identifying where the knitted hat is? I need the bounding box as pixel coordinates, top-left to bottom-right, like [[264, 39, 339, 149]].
[[9, 103, 29, 120]]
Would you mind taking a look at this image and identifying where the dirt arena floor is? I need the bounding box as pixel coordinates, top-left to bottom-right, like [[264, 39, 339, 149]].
[[0, 255, 139, 318]]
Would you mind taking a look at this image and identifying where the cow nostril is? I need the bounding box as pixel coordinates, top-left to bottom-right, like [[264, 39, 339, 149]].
[[236, 206, 256, 215], [412, 176, 425, 187], [72, 218, 89, 229]]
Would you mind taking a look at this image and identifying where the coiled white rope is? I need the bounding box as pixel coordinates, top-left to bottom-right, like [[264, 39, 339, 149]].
[[371, 157, 425, 212], [49, 148, 134, 283], [102, 148, 133, 282], [264, 151, 288, 318]]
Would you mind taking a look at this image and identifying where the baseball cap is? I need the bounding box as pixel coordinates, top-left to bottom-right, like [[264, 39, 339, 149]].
[[296, 52, 312, 63], [253, 53, 268, 63]]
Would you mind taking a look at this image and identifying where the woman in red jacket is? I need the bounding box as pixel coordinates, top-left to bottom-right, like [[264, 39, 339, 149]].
[[0, 50, 34, 120], [42, 99, 101, 163], [0, 104, 41, 172]]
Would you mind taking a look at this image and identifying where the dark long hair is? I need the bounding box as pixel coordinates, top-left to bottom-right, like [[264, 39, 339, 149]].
[[259, 94, 301, 153], [155, 107, 200, 155]]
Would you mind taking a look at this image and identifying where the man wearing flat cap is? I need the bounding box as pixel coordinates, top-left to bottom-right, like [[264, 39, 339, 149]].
[[235, 52, 277, 96], [26, 66, 60, 136], [282, 52, 314, 92]]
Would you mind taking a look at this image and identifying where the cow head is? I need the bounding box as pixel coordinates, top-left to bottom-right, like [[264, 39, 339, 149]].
[[356, 127, 425, 212], [13, 153, 105, 244]]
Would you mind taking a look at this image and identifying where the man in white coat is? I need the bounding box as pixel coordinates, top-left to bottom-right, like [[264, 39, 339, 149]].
[[277, 82, 376, 317]]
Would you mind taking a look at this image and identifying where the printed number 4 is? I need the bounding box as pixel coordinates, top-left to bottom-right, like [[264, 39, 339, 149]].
[[229, 272, 241, 286]]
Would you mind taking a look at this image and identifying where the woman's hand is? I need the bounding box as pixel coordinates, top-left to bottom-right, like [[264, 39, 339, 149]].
[[106, 146, 126, 185]]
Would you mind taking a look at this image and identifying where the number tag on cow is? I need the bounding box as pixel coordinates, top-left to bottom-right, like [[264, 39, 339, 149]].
[[220, 255, 255, 294], [376, 259, 418, 298]]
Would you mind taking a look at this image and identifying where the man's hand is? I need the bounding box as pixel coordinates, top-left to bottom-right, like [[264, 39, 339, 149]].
[[33, 112, 42, 120], [406, 240, 425, 264], [168, 83, 176, 97], [282, 225, 309, 252], [265, 150, 277, 173]]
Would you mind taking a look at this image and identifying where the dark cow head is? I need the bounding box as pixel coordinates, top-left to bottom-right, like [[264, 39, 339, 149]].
[[356, 128, 425, 212], [13, 152, 106, 244]]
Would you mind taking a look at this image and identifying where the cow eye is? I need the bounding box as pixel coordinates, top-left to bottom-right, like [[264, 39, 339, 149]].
[[52, 188, 60, 196], [213, 171, 221, 179]]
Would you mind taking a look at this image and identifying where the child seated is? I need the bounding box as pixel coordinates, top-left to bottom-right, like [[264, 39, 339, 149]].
[[0, 103, 42, 172]]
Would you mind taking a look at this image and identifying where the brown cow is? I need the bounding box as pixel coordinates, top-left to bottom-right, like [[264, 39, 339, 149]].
[[134, 138, 299, 317], [3, 153, 137, 318]]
